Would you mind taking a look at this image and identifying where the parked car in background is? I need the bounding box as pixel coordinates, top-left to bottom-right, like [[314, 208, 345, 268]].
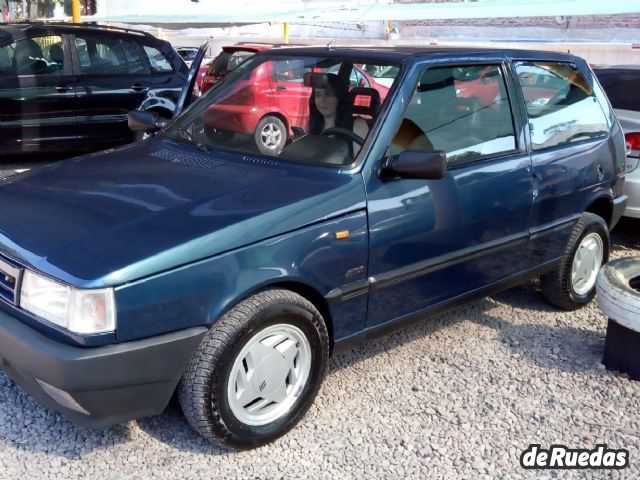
[[594, 65, 640, 219], [175, 46, 199, 66], [0, 22, 188, 158], [0, 46, 627, 449], [200, 45, 390, 154]]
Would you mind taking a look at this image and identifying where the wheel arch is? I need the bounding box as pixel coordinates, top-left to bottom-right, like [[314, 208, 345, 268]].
[[584, 194, 614, 229], [211, 278, 335, 353]]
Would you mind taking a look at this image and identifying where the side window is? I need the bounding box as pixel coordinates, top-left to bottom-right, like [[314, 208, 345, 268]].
[[391, 64, 516, 165], [75, 36, 127, 74], [142, 45, 172, 73], [121, 40, 148, 74], [273, 60, 307, 83], [1, 35, 64, 75], [515, 61, 609, 150]]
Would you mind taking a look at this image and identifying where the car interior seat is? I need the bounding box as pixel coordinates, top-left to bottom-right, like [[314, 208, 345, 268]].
[[347, 87, 381, 126], [13, 38, 46, 75], [49, 44, 64, 71]]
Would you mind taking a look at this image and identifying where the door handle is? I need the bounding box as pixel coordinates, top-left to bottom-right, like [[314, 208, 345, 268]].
[[131, 84, 149, 92], [276, 86, 287, 91], [55, 85, 74, 93]]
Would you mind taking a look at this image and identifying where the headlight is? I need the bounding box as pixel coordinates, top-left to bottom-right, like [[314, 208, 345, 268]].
[[20, 270, 116, 334]]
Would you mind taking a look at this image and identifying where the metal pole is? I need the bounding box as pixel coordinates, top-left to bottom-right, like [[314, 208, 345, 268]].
[[72, 0, 80, 23], [283, 22, 289, 43]]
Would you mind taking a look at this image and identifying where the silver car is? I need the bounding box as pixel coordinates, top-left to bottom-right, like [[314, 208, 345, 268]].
[[595, 66, 640, 219]]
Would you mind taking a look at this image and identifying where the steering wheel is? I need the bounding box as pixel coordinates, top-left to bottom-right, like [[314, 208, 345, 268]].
[[322, 127, 365, 146]]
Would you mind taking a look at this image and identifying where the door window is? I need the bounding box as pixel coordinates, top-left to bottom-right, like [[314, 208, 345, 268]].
[[515, 61, 609, 150], [142, 45, 173, 73], [121, 40, 148, 74], [391, 64, 517, 165], [75, 36, 127, 74], [0, 35, 64, 75]]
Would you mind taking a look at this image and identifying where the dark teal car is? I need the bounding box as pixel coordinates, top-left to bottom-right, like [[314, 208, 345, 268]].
[[0, 46, 627, 448]]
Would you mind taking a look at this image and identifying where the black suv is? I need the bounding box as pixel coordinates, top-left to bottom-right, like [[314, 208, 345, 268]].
[[0, 22, 189, 157]]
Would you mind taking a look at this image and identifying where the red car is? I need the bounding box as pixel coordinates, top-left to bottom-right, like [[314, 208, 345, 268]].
[[201, 49, 390, 154], [201, 43, 274, 94]]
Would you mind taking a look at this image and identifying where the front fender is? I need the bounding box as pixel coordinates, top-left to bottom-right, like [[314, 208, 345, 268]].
[[114, 210, 369, 343]]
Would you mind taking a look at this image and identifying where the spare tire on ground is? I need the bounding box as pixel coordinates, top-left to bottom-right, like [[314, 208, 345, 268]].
[[596, 257, 640, 380]]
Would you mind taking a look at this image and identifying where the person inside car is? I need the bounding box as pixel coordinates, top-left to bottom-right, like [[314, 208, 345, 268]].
[[308, 73, 369, 155]]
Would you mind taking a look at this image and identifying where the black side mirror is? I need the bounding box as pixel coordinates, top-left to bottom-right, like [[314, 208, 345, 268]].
[[383, 150, 447, 180], [128, 110, 170, 133]]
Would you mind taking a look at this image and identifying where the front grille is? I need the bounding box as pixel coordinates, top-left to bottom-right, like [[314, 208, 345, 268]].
[[0, 254, 22, 305]]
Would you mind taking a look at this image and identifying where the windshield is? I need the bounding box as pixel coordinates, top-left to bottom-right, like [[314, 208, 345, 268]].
[[166, 54, 400, 166]]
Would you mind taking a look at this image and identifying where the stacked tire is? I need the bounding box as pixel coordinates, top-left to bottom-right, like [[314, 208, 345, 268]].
[[596, 257, 640, 380]]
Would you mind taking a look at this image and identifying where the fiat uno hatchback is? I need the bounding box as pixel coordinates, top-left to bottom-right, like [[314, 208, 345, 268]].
[[0, 46, 627, 448]]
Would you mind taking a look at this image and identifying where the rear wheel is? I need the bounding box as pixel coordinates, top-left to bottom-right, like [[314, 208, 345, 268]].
[[255, 116, 287, 155], [178, 289, 329, 448], [541, 212, 609, 310]]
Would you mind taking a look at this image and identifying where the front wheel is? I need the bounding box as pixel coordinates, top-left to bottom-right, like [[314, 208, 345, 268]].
[[541, 212, 610, 310], [178, 289, 329, 448]]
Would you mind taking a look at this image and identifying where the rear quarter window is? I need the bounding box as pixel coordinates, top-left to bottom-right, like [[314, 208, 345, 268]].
[[515, 61, 609, 151], [143, 45, 173, 73]]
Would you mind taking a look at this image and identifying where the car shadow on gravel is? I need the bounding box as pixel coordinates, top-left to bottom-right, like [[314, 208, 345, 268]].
[[611, 217, 640, 253]]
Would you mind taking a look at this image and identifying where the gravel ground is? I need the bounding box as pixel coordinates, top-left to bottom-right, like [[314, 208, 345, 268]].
[[0, 166, 638, 478]]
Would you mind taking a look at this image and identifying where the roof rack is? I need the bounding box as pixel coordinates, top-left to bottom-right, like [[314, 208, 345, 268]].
[[2, 21, 154, 38]]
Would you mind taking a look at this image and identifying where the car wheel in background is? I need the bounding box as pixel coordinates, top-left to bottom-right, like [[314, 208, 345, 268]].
[[255, 116, 287, 155]]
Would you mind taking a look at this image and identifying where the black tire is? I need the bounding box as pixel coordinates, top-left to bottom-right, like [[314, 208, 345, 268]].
[[541, 212, 610, 310], [254, 116, 287, 155], [178, 289, 329, 449]]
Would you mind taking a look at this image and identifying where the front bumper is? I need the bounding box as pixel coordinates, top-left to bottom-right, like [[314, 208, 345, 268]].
[[0, 307, 206, 427]]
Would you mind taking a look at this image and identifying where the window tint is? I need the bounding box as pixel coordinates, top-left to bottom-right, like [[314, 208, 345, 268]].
[[121, 40, 148, 74], [0, 35, 64, 75], [516, 61, 609, 150], [143, 45, 172, 73], [75, 36, 127, 74], [391, 65, 516, 164], [594, 69, 640, 112]]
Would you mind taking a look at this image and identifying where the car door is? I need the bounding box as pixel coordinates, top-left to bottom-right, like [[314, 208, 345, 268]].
[[269, 59, 311, 130], [514, 60, 613, 263], [0, 32, 76, 155], [364, 60, 533, 327], [71, 33, 151, 147], [173, 41, 209, 118]]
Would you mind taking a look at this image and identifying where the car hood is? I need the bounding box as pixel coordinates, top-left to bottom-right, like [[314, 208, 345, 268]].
[[0, 138, 365, 288]]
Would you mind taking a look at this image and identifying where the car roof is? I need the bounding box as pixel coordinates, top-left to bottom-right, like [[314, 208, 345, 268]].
[[259, 45, 582, 63], [0, 22, 156, 43]]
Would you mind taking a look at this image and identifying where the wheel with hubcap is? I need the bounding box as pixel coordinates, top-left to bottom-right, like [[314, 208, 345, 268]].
[[541, 212, 610, 310], [255, 116, 287, 155], [178, 289, 329, 448]]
